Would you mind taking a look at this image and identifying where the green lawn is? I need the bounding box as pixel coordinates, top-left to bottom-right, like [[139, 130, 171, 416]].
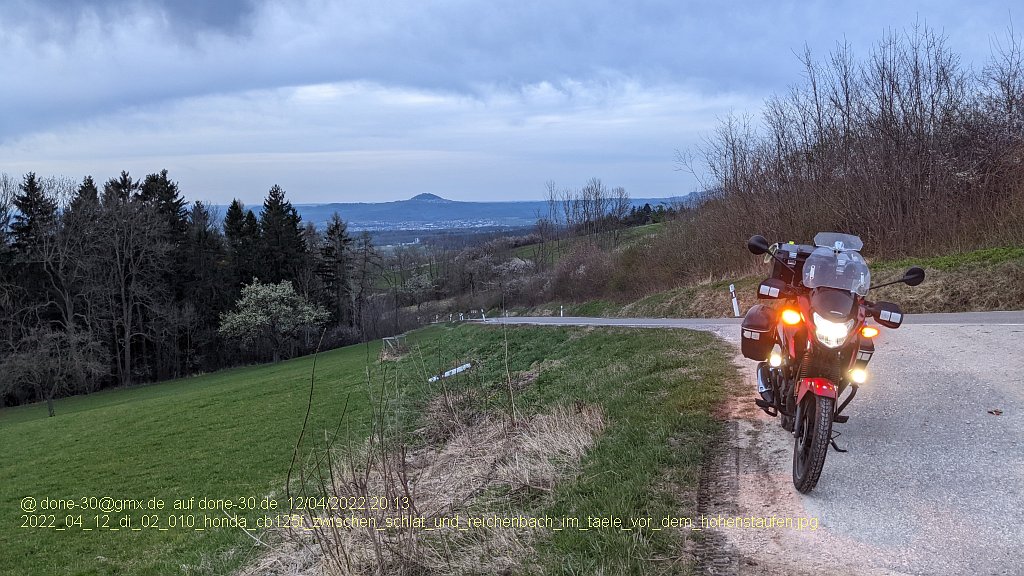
[[2, 323, 734, 575], [1, 336, 393, 576]]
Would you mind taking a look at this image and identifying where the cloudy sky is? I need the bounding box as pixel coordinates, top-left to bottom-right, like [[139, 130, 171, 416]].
[[0, 0, 1019, 204]]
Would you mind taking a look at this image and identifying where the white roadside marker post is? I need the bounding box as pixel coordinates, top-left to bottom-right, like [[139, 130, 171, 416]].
[[730, 284, 740, 317]]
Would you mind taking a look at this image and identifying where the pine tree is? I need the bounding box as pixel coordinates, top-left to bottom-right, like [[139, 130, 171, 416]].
[[138, 170, 189, 305], [64, 176, 101, 265], [180, 201, 229, 372], [0, 176, 12, 263], [102, 171, 139, 205], [318, 212, 354, 325], [11, 173, 58, 252], [69, 176, 99, 215], [258, 185, 305, 283], [223, 199, 261, 286], [224, 199, 246, 248], [183, 202, 227, 302], [138, 170, 187, 242]]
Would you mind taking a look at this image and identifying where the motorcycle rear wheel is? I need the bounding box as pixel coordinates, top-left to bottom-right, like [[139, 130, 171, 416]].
[[792, 395, 833, 493]]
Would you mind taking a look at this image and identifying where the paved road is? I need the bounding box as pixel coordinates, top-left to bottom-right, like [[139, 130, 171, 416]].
[[481, 310, 1024, 328], [482, 312, 1024, 575]]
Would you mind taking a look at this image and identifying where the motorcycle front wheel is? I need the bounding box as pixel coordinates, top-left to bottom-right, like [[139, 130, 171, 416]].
[[792, 394, 833, 493]]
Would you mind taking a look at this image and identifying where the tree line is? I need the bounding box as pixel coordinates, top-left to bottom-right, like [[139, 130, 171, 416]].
[[0, 172, 385, 409], [0, 165, 681, 409]]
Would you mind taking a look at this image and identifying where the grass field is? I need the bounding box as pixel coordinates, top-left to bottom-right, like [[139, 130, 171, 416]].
[[1, 323, 735, 575], [1, 336, 392, 576]]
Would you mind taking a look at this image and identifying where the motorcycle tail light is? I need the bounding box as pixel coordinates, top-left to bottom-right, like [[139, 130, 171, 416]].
[[781, 309, 801, 325], [860, 326, 879, 338]]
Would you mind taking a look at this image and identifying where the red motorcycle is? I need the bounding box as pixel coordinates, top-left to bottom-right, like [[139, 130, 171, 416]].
[[741, 233, 924, 493]]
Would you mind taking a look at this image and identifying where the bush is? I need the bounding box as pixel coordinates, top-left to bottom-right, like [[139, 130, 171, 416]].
[[550, 242, 615, 301]]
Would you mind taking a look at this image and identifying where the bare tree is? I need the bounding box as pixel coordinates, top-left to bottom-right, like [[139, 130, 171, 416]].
[[92, 197, 170, 387], [1, 326, 107, 416]]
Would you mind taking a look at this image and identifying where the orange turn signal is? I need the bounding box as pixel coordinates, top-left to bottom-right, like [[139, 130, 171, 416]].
[[781, 309, 802, 325], [860, 326, 879, 338]]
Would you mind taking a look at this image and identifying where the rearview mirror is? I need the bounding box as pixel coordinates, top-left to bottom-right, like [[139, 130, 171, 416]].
[[748, 235, 769, 255], [903, 267, 925, 287], [872, 301, 904, 329]]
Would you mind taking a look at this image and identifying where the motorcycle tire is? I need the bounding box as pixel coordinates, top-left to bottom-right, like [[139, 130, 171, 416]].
[[792, 395, 833, 494]]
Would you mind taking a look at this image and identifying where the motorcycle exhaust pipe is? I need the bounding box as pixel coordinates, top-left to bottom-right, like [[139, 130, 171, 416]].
[[757, 362, 774, 405]]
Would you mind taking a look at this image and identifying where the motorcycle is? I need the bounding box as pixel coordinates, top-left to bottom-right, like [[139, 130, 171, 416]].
[[741, 232, 924, 493]]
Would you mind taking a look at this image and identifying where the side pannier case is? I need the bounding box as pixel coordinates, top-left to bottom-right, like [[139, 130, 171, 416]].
[[741, 304, 776, 361]]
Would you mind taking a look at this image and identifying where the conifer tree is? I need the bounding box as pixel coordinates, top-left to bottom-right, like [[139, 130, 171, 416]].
[[318, 212, 354, 325], [257, 185, 305, 283], [102, 171, 139, 205], [139, 169, 188, 243], [10, 172, 57, 252], [223, 199, 261, 286], [69, 176, 99, 215]]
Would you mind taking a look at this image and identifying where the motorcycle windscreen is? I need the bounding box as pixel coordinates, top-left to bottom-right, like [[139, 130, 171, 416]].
[[802, 247, 871, 296], [813, 232, 863, 251]]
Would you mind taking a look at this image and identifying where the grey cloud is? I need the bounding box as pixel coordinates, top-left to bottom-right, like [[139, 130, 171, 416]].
[[4, 0, 1017, 140], [0, 79, 751, 202], [1, 0, 1021, 202], [7, 0, 257, 33]]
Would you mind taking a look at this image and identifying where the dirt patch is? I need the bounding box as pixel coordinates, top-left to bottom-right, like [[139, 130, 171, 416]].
[[509, 359, 564, 391], [377, 349, 408, 362]]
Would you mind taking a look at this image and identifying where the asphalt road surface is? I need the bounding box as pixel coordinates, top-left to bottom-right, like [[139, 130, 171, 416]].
[[482, 312, 1024, 575]]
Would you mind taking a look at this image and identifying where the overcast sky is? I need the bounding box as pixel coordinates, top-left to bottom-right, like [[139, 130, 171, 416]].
[[0, 0, 1019, 204]]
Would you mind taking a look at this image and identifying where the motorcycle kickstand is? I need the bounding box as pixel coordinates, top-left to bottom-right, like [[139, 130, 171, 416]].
[[829, 431, 847, 453]]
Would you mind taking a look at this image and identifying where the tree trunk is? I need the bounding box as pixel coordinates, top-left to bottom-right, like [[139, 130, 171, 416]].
[[123, 333, 132, 387]]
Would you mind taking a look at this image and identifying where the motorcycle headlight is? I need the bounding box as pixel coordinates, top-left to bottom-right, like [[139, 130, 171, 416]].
[[812, 312, 854, 348]]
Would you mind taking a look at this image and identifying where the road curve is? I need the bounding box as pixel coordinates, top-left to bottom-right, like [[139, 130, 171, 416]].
[[481, 311, 1024, 575]]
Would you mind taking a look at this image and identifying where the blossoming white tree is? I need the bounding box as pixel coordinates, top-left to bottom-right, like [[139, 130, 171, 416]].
[[218, 280, 329, 362]]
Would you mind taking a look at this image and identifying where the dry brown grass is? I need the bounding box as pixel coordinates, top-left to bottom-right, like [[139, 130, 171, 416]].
[[236, 403, 606, 576], [598, 255, 1024, 320], [870, 261, 1024, 313]]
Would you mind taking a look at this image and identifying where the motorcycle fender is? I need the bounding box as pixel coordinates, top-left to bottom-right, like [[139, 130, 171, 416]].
[[796, 377, 837, 404]]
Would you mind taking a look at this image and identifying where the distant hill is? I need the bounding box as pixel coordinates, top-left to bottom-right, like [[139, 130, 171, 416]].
[[282, 193, 688, 231]]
